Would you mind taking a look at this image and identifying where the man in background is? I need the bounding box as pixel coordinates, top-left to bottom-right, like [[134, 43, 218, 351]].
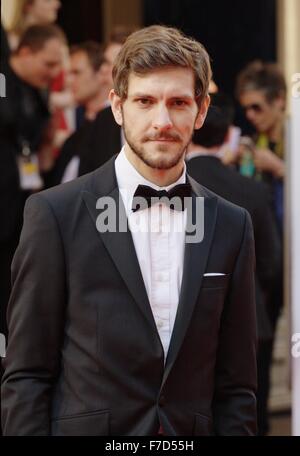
[[49, 41, 110, 184], [236, 62, 286, 434], [0, 24, 66, 337], [51, 29, 136, 186], [186, 95, 281, 435], [68, 41, 108, 125], [0, 23, 66, 432]]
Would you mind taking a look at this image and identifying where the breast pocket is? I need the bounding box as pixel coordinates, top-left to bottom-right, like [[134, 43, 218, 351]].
[[51, 409, 110, 436], [201, 273, 231, 290]]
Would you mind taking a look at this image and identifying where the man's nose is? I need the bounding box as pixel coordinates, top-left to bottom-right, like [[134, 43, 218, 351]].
[[246, 110, 256, 123], [50, 66, 62, 81], [152, 104, 173, 130]]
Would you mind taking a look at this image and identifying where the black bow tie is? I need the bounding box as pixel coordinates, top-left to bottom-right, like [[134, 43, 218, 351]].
[[132, 183, 191, 212]]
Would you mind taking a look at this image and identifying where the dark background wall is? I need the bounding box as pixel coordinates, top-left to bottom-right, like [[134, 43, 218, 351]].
[[57, 0, 103, 44], [57, 0, 277, 104], [144, 0, 277, 96]]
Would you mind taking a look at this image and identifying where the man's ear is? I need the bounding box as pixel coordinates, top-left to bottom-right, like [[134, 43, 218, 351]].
[[274, 95, 286, 112], [109, 89, 123, 126], [18, 46, 33, 58], [195, 94, 210, 130]]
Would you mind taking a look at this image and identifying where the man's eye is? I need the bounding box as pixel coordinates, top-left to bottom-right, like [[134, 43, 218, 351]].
[[137, 98, 152, 105], [173, 100, 187, 107]]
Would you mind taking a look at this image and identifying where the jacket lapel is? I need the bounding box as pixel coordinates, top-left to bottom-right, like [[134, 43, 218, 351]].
[[81, 160, 218, 378], [161, 178, 218, 387], [81, 173, 159, 334]]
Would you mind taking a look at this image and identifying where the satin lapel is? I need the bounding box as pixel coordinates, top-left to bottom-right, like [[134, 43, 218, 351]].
[[161, 186, 218, 388], [81, 187, 158, 333]]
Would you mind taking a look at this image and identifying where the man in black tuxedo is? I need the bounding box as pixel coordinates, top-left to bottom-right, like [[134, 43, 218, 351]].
[[1, 26, 257, 436]]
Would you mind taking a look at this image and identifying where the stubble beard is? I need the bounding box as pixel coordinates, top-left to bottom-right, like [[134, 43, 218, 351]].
[[122, 112, 194, 171]]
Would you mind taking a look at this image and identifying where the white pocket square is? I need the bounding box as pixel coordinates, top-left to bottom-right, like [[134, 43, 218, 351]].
[[203, 273, 226, 277]]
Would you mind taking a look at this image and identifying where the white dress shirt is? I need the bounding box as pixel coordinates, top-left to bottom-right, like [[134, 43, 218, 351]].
[[115, 148, 187, 360]]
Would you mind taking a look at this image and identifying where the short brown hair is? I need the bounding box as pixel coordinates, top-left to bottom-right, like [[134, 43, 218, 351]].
[[70, 41, 104, 72], [16, 24, 67, 53], [236, 61, 287, 103], [112, 25, 212, 105]]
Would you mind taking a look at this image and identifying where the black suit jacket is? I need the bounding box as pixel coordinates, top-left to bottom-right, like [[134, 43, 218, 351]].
[[186, 155, 281, 340], [1, 156, 257, 436], [50, 106, 121, 187]]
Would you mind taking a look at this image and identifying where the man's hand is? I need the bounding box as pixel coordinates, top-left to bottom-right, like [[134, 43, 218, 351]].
[[253, 148, 285, 178]]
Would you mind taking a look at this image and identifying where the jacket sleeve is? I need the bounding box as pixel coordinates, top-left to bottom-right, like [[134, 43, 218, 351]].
[[1, 193, 66, 436], [212, 209, 257, 435]]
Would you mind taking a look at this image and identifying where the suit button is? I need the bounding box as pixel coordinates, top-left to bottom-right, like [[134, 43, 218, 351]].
[[159, 395, 166, 406]]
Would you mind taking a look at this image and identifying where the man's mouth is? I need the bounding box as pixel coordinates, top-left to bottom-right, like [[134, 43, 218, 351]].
[[146, 135, 180, 142], [151, 139, 176, 142]]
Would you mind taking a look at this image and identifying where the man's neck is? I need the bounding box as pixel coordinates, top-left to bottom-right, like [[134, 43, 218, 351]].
[[124, 145, 184, 187], [85, 93, 109, 121], [265, 116, 284, 143], [9, 56, 26, 83]]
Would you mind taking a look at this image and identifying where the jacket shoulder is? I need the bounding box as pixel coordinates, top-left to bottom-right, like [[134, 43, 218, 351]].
[[189, 174, 249, 219], [28, 156, 117, 210]]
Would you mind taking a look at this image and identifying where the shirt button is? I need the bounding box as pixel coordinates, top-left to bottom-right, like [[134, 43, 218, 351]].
[[156, 272, 169, 282], [157, 320, 164, 329]]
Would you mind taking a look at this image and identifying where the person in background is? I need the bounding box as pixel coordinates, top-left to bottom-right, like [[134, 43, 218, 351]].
[[4, 0, 61, 51], [3, 0, 73, 157], [97, 26, 139, 106], [236, 61, 285, 232], [236, 61, 286, 435], [102, 26, 138, 89], [1, 23, 11, 63], [186, 93, 281, 436], [49, 41, 109, 185], [0, 23, 66, 359], [50, 28, 137, 186], [68, 41, 107, 125]]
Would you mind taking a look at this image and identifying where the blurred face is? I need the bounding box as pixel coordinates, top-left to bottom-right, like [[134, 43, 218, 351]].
[[239, 90, 285, 134], [26, 0, 61, 24], [20, 38, 65, 88], [110, 67, 209, 170], [101, 42, 123, 89], [68, 52, 101, 105]]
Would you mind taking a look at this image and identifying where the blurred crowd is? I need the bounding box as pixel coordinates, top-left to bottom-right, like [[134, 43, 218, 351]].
[[0, 0, 286, 436]]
